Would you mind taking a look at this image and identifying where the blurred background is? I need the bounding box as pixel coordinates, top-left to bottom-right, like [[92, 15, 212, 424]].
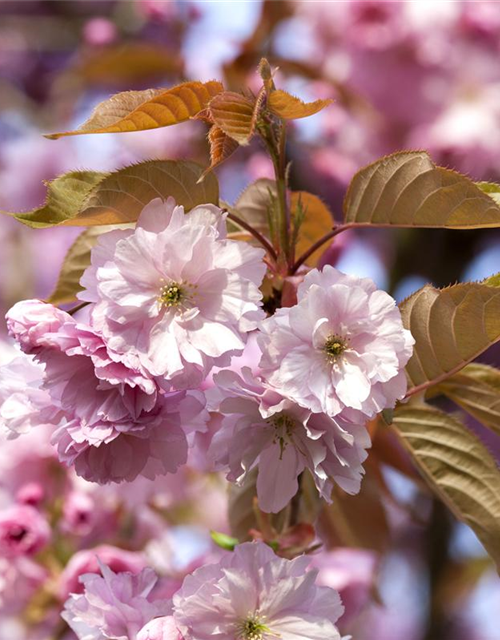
[[0, 2, 499, 639]]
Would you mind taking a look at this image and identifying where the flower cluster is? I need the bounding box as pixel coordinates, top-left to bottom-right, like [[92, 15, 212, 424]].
[[63, 542, 345, 640], [3, 197, 413, 510], [210, 265, 413, 512], [4, 199, 268, 484]]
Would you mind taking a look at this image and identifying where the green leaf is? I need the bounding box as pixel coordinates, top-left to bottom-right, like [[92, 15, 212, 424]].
[[4, 160, 219, 228], [47, 225, 131, 305], [3, 172, 106, 228], [45, 80, 224, 138], [483, 272, 500, 287], [437, 364, 500, 435], [476, 181, 500, 206], [210, 530, 239, 551], [392, 404, 500, 570], [400, 280, 500, 394], [344, 151, 500, 229]]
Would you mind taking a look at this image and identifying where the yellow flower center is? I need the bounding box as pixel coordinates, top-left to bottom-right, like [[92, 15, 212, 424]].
[[237, 614, 274, 640], [323, 334, 348, 362], [159, 282, 184, 307]]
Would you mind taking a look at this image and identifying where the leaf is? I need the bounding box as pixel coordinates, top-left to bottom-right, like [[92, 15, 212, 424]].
[[268, 89, 333, 120], [208, 91, 256, 145], [437, 364, 500, 434], [47, 225, 132, 305], [46, 228, 105, 305], [400, 280, 500, 394], [477, 181, 500, 206], [344, 151, 500, 229], [76, 160, 219, 226], [199, 125, 239, 181], [232, 178, 275, 236], [258, 57, 275, 94], [483, 273, 500, 287], [5, 160, 219, 228], [45, 80, 224, 138], [290, 192, 334, 265], [210, 530, 239, 551], [2, 172, 106, 228], [392, 404, 500, 570]]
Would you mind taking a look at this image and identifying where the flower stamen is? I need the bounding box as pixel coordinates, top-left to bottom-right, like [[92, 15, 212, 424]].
[[268, 413, 295, 459], [323, 334, 348, 363], [159, 282, 184, 307], [237, 613, 278, 640]]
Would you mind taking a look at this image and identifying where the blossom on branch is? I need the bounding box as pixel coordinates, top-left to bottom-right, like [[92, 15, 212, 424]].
[[6, 299, 208, 484], [79, 198, 266, 389], [172, 541, 344, 640], [209, 368, 370, 513], [62, 563, 170, 640], [258, 266, 414, 419], [0, 353, 60, 439]]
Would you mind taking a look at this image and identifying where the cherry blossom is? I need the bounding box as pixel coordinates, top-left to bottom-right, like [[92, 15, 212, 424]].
[[258, 266, 414, 419]]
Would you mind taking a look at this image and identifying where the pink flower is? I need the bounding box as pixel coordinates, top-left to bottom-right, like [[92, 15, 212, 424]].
[[258, 266, 414, 419], [0, 505, 50, 558], [309, 548, 377, 624], [0, 353, 59, 439], [209, 368, 370, 513], [138, 617, 183, 640], [62, 563, 170, 640], [79, 198, 266, 388], [0, 556, 48, 614], [15, 482, 45, 507], [173, 541, 344, 640], [61, 491, 96, 536], [7, 300, 208, 484], [58, 545, 147, 600]]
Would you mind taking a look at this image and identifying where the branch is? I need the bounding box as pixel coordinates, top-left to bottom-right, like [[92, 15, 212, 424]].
[[226, 211, 278, 261], [291, 224, 353, 273]]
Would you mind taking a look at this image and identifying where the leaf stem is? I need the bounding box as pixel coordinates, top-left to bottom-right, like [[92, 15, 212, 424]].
[[404, 358, 486, 400], [226, 211, 278, 260], [291, 224, 354, 273]]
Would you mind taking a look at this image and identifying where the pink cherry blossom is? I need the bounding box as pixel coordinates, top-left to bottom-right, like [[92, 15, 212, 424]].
[[173, 541, 344, 640], [6, 299, 209, 484], [0, 353, 59, 439], [15, 482, 45, 508], [60, 491, 96, 536], [58, 545, 147, 600], [258, 266, 414, 419], [0, 556, 48, 614], [62, 563, 170, 640], [78, 198, 266, 389], [0, 505, 50, 558], [209, 368, 370, 513], [309, 548, 377, 625], [137, 616, 183, 640]]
